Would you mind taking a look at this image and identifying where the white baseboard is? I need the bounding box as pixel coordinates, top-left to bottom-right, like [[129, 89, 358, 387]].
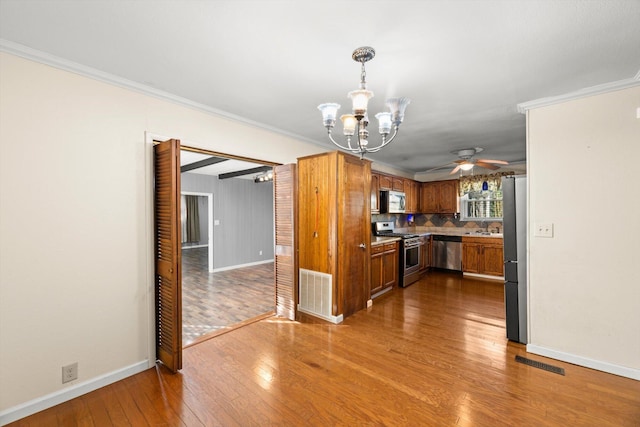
[[526, 344, 640, 381], [0, 360, 150, 426], [297, 306, 344, 324], [212, 259, 274, 273]]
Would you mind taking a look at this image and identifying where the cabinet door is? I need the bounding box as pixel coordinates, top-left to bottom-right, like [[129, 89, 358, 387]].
[[382, 244, 397, 289], [370, 251, 383, 295], [412, 180, 420, 212], [405, 179, 418, 213], [482, 245, 504, 276], [419, 237, 429, 271], [371, 173, 380, 214], [439, 180, 459, 213], [420, 182, 438, 213], [392, 177, 404, 192], [379, 174, 393, 190], [462, 243, 481, 273]]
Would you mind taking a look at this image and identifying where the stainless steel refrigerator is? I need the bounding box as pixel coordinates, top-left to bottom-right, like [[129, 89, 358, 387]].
[[502, 176, 527, 343]]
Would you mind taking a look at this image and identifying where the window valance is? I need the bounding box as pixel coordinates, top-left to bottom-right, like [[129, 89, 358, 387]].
[[458, 172, 515, 196]]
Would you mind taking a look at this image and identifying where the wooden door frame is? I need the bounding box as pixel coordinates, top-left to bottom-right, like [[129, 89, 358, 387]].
[[145, 132, 287, 367]]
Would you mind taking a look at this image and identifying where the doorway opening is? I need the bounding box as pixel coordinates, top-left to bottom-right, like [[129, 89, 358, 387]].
[[179, 147, 278, 346]]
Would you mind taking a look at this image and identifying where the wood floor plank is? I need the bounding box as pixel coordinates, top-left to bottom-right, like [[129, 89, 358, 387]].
[[181, 248, 274, 345], [9, 270, 640, 426]]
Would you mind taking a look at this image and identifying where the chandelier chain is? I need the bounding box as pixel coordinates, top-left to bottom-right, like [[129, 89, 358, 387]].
[[360, 62, 367, 87]]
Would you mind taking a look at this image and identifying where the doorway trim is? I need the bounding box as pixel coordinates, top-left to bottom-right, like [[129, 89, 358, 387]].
[[181, 191, 214, 273]]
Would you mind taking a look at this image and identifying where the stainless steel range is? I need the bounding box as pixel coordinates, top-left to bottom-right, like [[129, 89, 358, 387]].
[[373, 222, 421, 288]]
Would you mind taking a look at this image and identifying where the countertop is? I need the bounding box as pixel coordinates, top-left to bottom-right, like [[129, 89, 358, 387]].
[[395, 227, 503, 239], [371, 228, 503, 245], [371, 236, 402, 245]]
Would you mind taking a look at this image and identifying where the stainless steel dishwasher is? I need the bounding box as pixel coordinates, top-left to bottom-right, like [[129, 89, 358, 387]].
[[432, 235, 462, 271]]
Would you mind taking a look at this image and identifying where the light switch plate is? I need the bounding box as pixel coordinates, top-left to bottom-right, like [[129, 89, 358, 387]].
[[535, 223, 554, 238]]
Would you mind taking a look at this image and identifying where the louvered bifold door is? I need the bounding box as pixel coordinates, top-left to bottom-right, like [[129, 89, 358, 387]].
[[274, 164, 297, 320], [153, 139, 182, 372]]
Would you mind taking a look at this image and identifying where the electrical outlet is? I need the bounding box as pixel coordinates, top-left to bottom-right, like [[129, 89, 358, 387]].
[[534, 223, 554, 238], [259, 250, 262, 255], [62, 362, 78, 383]]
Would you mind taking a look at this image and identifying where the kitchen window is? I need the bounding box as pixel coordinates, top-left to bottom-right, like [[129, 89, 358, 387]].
[[458, 173, 513, 221], [460, 190, 503, 221]]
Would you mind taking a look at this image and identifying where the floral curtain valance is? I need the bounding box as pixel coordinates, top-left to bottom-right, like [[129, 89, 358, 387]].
[[458, 172, 515, 196]]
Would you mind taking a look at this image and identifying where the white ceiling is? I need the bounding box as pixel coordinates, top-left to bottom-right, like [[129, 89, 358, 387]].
[[1, 0, 639, 175]]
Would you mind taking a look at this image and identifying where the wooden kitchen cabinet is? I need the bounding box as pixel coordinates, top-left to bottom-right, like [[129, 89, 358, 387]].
[[379, 174, 393, 190], [392, 177, 404, 192], [404, 179, 419, 213], [462, 236, 504, 277], [419, 235, 431, 272], [298, 151, 371, 320], [371, 173, 380, 214], [378, 174, 405, 192], [420, 180, 459, 213], [371, 241, 398, 297]]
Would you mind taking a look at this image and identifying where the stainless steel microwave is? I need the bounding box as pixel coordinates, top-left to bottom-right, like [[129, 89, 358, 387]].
[[380, 190, 406, 213]]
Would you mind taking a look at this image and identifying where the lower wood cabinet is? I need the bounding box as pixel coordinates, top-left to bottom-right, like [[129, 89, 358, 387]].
[[462, 237, 504, 276], [419, 235, 431, 272], [371, 241, 398, 297]]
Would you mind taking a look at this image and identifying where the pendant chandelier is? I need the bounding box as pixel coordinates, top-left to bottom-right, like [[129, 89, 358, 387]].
[[318, 46, 410, 158]]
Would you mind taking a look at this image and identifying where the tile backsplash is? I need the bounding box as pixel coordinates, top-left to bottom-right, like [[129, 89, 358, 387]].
[[372, 213, 502, 233]]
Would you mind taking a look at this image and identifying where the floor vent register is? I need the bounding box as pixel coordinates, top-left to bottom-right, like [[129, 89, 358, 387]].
[[515, 355, 565, 376]]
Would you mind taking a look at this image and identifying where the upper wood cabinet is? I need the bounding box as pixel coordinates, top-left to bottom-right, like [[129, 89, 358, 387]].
[[298, 151, 371, 320], [392, 177, 404, 192], [371, 173, 380, 214], [404, 179, 419, 213], [379, 174, 393, 190], [372, 172, 420, 214], [419, 180, 459, 213], [378, 174, 405, 192]]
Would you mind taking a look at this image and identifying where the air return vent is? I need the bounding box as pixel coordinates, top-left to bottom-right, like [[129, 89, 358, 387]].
[[298, 269, 342, 324]]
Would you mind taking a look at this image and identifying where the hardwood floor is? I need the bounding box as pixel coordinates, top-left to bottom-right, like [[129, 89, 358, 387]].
[[10, 271, 640, 426], [181, 247, 275, 346]]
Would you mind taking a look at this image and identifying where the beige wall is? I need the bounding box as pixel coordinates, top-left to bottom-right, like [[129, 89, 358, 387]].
[[0, 52, 322, 412], [526, 85, 640, 375]]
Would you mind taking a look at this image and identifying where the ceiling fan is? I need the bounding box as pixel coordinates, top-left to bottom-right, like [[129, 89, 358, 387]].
[[434, 147, 509, 174]]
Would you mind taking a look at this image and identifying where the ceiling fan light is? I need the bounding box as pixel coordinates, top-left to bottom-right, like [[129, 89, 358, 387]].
[[318, 103, 341, 128], [460, 163, 474, 171]]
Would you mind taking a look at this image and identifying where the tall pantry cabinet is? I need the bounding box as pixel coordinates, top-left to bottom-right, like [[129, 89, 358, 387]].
[[297, 151, 371, 320]]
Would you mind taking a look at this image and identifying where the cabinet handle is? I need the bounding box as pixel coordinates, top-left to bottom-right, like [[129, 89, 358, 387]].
[[359, 243, 367, 249]]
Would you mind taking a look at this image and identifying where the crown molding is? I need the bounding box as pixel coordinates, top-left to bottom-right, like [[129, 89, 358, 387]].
[[0, 38, 326, 148], [517, 71, 640, 114]]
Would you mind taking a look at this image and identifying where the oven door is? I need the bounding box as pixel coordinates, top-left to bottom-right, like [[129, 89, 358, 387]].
[[404, 243, 420, 274]]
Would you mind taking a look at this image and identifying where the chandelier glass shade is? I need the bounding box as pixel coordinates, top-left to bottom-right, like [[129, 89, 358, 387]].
[[317, 47, 410, 158]]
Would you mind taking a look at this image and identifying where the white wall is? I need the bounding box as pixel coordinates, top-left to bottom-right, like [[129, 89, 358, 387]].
[[526, 85, 640, 377], [0, 52, 322, 416]]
